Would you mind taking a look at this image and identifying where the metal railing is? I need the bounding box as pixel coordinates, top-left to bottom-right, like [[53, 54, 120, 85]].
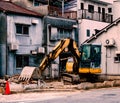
[[78, 9, 113, 23], [48, 6, 77, 19]]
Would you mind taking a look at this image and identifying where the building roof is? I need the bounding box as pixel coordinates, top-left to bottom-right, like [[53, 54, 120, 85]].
[[0, 1, 43, 17], [84, 17, 120, 44], [83, 0, 111, 5]]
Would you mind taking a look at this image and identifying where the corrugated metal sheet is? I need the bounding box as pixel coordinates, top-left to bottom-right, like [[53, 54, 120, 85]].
[[0, 1, 43, 17]]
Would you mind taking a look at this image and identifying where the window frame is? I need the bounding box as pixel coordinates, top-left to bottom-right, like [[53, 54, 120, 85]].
[[114, 56, 120, 63], [16, 55, 29, 68], [88, 5, 94, 13], [33, 0, 40, 6], [15, 23, 30, 36], [86, 29, 90, 37], [108, 8, 112, 13]]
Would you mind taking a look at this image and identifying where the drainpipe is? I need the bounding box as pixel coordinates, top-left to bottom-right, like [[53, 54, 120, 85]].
[[105, 47, 107, 75], [47, 24, 50, 54], [47, 24, 51, 78]]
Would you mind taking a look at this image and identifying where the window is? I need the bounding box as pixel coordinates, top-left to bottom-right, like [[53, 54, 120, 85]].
[[88, 5, 94, 13], [16, 55, 29, 68], [114, 56, 120, 63], [108, 8, 112, 13], [33, 0, 40, 6], [58, 28, 72, 39], [81, 45, 91, 61], [98, 7, 101, 13], [81, 3, 84, 10], [50, 27, 58, 41], [16, 24, 29, 35], [86, 29, 90, 37]]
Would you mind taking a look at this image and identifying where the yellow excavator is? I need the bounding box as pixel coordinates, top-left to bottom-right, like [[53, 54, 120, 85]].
[[19, 38, 101, 84]]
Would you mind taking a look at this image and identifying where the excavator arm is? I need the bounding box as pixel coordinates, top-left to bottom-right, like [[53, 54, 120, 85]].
[[39, 38, 80, 74], [18, 38, 80, 82]]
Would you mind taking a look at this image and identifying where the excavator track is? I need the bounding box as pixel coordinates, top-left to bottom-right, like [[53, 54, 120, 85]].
[[62, 73, 80, 84]]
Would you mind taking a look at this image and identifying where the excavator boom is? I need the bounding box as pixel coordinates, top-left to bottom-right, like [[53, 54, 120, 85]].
[[39, 38, 80, 73]]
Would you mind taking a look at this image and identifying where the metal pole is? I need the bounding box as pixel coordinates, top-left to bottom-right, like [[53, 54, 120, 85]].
[[48, 0, 49, 6], [62, 0, 64, 17]]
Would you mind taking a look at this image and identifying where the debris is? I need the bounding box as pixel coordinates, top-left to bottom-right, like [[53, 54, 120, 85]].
[[76, 82, 95, 90], [10, 82, 24, 93]]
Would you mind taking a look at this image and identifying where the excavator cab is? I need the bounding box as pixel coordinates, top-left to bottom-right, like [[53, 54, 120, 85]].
[[79, 44, 101, 74], [64, 43, 101, 84]]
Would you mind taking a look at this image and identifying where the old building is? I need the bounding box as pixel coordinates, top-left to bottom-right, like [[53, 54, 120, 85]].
[[84, 1, 120, 78], [9, 0, 113, 46], [77, 0, 113, 44], [0, 1, 78, 78], [0, 1, 43, 77]]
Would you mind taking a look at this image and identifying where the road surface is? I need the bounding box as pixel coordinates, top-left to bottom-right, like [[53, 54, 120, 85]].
[[1, 87, 120, 103]]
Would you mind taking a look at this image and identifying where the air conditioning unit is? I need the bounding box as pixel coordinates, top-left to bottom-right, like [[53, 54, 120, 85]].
[[31, 50, 37, 55], [31, 19, 39, 24], [9, 43, 19, 50], [105, 38, 115, 47], [37, 47, 45, 54]]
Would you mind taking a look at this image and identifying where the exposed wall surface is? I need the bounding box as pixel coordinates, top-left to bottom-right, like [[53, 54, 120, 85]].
[[0, 12, 7, 76], [79, 19, 109, 44]]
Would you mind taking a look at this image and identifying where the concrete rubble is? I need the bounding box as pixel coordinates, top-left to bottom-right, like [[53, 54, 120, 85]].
[[1, 74, 120, 94]]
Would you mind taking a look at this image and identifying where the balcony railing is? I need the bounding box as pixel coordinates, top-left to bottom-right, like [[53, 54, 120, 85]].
[[48, 6, 77, 19], [78, 9, 113, 23], [32, 5, 77, 19]]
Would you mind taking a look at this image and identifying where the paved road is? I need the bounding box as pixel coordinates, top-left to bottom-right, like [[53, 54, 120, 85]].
[[1, 87, 120, 103]]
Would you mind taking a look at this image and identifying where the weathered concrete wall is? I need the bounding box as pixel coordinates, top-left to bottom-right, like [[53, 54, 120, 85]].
[[0, 12, 7, 77], [6, 14, 43, 75]]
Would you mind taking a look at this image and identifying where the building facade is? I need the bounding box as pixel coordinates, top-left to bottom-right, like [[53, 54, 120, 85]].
[[0, 1, 78, 78], [84, 1, 120, 77], [77, 0, 113, 44], [0, 1, 43, 77]]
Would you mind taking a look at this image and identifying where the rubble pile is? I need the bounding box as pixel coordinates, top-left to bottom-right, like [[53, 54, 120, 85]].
[[1, 74, 120, 94]]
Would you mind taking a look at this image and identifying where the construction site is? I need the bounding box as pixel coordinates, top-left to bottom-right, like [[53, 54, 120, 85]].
[[1, 0, 120, 99]]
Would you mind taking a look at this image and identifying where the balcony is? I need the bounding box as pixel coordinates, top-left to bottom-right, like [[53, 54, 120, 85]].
[[32, 5, 77, 19], [78, 9, 113, 23]]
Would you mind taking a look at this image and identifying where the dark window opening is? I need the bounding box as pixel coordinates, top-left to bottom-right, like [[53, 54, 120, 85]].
[[98, 7, 101, 13], [86, 29, 90, 37], [108, 8, 112, 13], [16, 55, 29, 68], [33, 0, 40, 6], [16, 24, 29, 35], [88, 5, 94, 13], [95, 29, 100, 34], [114, 56, 120, 63], [81, 3, 84, 10]]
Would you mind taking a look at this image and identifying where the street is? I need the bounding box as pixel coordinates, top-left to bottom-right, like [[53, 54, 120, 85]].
[[1, 87, 120, 103]]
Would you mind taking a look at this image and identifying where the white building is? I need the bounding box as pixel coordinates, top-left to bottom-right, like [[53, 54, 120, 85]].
[[77, 0, 113, 45], [84, 0, 120, 78]]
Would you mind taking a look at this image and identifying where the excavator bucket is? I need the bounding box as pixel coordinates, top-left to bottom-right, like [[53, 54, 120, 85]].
[[18, 66, 41, 82]]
